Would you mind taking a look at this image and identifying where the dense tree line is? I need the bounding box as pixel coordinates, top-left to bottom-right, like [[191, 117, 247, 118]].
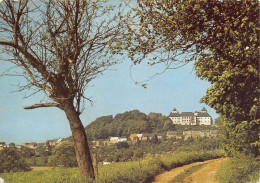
[[92, 136, 221, 163], [85, 110, 173, 141]]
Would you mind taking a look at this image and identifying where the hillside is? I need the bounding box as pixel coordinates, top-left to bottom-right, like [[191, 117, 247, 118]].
[[73, 110, 216, 141], [84, 110, 173, 140]]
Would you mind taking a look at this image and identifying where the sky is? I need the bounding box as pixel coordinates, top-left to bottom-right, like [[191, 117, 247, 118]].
[[0, 1, 219, 145], [0, 58, 219, 145]]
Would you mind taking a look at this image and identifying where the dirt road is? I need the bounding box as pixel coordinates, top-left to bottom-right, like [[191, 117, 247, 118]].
[[152, 158, 226, 183]]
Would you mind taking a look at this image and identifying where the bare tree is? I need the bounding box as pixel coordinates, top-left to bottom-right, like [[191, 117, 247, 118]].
[[0, 0, 127, 178]]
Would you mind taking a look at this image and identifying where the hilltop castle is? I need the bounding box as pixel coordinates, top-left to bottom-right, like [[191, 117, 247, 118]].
[[169, 107, 212, 125]]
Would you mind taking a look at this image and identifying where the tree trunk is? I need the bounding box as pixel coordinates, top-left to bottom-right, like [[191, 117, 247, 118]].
[[62, 99, 95, 178]]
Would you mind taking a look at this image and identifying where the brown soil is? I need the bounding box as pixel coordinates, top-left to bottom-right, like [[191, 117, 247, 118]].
[[184, 158, 226, 183], [152, 158, 227, 183]]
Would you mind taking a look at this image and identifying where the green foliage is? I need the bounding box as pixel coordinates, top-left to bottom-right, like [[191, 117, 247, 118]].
[[19, 146, 36, 158], [173, 137, 221, 153], [216, 154, 260, 183], [116, 142, 129, 149], [216, 116, 259, 156], [85, 110, 173, 140], [48, 142, 77, 168], [93, 137, 221, 163], [128, 1, 259, 66], [0, 150, 224, 183], [0, 148, 31, 173], [129, 0, 260, 157], [150, 134, 159, 144], [24, 156, 49, 167]]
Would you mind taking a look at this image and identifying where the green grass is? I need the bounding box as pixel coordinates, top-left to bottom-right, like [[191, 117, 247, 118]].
[[216, 154, 260, 183], [169, 163, 208, 183], [0, 150, 224, 183]]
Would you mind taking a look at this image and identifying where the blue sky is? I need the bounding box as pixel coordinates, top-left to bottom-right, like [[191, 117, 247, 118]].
[[0, 58, 219, 145]]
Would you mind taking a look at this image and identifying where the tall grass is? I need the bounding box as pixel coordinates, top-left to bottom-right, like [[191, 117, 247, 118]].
[[0, 150, 224, 183], [216, 154, 260, 183]]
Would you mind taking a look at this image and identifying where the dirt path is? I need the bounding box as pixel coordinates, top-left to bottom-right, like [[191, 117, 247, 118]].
[[152, 158, 226, 183], [184, 158, 226, 183]]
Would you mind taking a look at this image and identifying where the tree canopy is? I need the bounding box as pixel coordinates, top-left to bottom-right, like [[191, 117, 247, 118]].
[[48, 141, 77, 168], [0, 147, 31, 173], [128, 0, 259, 156], [84, 110, 173, 140]]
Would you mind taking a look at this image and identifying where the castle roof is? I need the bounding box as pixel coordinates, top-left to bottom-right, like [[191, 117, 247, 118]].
[[197, 112, 211, 117], [172, 108, 178, 111], [201, 107, 207, 111], [169, 112, 181, 117], [169, 108, 180, 117], [169, 108, 212, 118], [181, 112, 194, 116]]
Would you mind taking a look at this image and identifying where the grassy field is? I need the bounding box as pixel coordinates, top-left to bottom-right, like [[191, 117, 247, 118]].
[[31, 167, 54, 172], [0, 150, 224, 183]]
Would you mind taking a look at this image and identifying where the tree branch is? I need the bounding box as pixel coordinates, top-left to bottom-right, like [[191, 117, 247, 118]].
[[24, 102, 60, 110]]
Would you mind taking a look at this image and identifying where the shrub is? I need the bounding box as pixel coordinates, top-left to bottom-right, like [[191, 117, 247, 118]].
[[216, 154, 260, 183], [48, 141, 77, 167], [0, 148, 31, 173]]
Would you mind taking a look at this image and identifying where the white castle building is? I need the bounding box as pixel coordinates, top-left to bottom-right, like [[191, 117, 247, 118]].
[[169, 107, 212, 125]]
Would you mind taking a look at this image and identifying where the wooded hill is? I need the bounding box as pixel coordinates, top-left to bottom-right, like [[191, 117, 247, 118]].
[[84, 110, 172, 141], [80, 110, 217, 141]]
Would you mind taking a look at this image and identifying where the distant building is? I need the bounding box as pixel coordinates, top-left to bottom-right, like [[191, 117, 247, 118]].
[[167, 131, 183, 140], [0, 142, 7, 150], [183, 130, 218, 140], [46, 138, 65, 147], [169, 108, 212, 125], [95, 139, 109, 146], [109, 137, 127, 144], [118, 137, 127, 142], [23, 142, 37, 149], [143, 133, 153, 141], [109, 137, 119, 144]]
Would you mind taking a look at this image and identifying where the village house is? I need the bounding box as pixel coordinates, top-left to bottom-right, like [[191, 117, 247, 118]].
[[109, 137, 119, 144], [167, 131, 183, 140], [95, 139, 109, 146], [183, 130, 218, 140], [23, 142, 37, 149], [109, 137, 127, 144], [156, 133, 165, 140], [45, 138, 64, 147], [169, 107, 212, 125], [129, 134, 144, 142], [0, 142, 7, 150], [143, 133, 153, 141], [16, 145, 22, 149], [118, 137, 127, 142]]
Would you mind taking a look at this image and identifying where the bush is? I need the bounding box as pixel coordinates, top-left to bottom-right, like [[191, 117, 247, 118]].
[[48, 141, 77, 167], [216, 154, 260, 183], [116, 142, 129, 149], [0, 148, 31, 173]]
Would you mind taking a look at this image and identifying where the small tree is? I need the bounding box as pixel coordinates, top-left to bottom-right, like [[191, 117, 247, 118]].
[[151, 134, 159, 144], [0, 0, 127, 178], [116, 141, 129, 149], [48, 141, 77, 168], [0, 147, 31, 173]]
